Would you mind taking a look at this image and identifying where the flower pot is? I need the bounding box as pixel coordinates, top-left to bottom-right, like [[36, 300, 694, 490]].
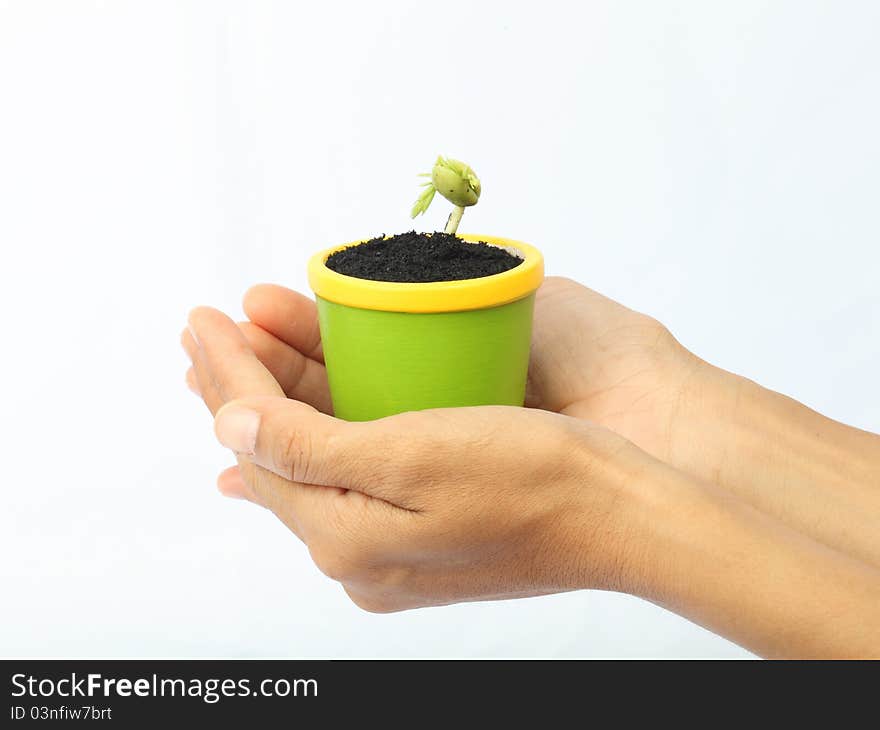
[[307, 233, 544, 421]]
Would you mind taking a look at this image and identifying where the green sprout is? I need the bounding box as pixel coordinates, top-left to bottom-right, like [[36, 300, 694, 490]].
[[410, 155, 482, 235]]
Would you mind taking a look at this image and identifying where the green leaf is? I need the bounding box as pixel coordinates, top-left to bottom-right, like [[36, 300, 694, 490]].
[[410, 184, 436, 218]]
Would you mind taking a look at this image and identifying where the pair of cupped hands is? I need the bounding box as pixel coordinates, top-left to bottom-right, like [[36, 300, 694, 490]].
[[184, 274, 880, 657], [182, 278, 710, 611]]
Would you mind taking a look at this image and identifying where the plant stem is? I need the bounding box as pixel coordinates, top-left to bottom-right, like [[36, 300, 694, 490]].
[[444, 205, 465, 235]]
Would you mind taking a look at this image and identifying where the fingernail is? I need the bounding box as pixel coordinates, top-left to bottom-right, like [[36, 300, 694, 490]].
[[214, 405, 260, 455], [187, 323, 200, 347]]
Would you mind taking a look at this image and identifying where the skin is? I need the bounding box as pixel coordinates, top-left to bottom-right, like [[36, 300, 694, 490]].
[[182, 277, 880, 658]]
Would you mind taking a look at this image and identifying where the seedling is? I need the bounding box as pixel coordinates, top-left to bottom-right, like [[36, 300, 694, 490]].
[[411, 156, 481, 235]]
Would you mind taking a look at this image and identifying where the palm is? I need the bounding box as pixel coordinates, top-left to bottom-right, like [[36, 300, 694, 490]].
[[240, 277, 695, 462], [526, 277, 696, 461]]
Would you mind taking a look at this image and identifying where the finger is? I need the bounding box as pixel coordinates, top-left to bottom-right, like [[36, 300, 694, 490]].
[[248, 466, 349, 545], [238, 321, 333, 414], [185, 322, 339, 543], [186, 328, 264, 505], [185, 367, 201, 396], [182, 326, 223, 414], [217, 465, 258, 503], [243, 284, 324, 362], [219, 462, 347, 547], [187, 306, 284, 406], [224, 457, 361, 547], [212, 395, 419, 511], [218, 462, 329, 535]]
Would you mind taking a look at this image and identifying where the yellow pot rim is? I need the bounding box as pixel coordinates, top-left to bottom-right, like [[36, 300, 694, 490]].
[[307, 233, 544, 313]]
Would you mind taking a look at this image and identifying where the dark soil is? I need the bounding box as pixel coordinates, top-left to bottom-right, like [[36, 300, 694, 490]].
[[325, 231, 522, 283]]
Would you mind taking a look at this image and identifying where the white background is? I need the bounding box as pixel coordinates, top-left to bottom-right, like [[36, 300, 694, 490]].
[[1, 0, 877, 658]]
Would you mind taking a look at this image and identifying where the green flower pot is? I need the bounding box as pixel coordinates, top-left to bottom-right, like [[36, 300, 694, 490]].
[[307, 234, 544, 421]]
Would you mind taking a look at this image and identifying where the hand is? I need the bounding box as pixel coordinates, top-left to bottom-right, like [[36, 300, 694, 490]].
[[182, 301, 880, 656], [524, 277, 701, 460], [222, 279, 880, 569], [182, 307, 650, 611], [220, 277, 701, 463], [182, 305, 880, 657]]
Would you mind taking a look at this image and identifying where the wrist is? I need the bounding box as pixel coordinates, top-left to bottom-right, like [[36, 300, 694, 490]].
[[625, 464, 880, 657], [665, 355, 754, 483], [558, 416, 880, 657], [657, 339, 880, 575], [559, 425, 680, 596]]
